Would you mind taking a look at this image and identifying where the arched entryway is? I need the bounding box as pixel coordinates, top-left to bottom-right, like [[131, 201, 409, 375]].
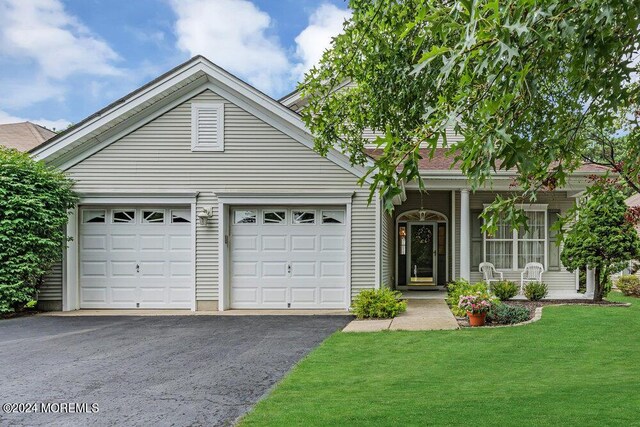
[[396, 209, 448, 288]]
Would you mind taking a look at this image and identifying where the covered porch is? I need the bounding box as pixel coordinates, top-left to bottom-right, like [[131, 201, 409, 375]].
[[383, 187, 590, 299]]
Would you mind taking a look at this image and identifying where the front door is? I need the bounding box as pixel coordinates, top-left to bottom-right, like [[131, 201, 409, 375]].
[[407, 223, 436, 285]]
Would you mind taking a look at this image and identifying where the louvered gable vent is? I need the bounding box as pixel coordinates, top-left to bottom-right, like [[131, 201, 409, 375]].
[[191, 102, 224, 151]]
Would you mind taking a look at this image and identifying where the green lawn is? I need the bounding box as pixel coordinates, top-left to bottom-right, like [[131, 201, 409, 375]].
[[241, 293, 640, 426]]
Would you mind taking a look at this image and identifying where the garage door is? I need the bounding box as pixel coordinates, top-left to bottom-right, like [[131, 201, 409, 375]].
[[79, 207, 193, 309], [230, 207, 348, 309]]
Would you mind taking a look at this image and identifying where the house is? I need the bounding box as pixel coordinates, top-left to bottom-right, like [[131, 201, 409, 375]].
[[32, 56, 599, 312], [625, 194, 640, 277], [0, 121, 56, 151]]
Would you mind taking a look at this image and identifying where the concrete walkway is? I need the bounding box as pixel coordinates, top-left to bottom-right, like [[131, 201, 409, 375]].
[[343, 299, 458, 332]]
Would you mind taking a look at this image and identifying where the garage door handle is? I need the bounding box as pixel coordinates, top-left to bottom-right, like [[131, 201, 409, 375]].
[[136, 264, 140, 273], [287, 264, 291, 273]]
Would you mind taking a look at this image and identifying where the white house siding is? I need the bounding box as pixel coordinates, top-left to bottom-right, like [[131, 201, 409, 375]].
[[41, 89, 377, 307], [38, 263, 63, 308]]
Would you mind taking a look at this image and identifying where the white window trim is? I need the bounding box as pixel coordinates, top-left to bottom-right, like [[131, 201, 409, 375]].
[[191, 101, 224, 152], [482, 204, 548, 271]]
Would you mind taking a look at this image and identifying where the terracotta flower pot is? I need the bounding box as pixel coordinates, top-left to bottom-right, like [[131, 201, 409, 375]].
[[467, 311, 487, 327]]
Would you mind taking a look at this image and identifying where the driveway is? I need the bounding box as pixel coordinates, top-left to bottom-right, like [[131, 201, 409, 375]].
[[0, 314, 351, 427]]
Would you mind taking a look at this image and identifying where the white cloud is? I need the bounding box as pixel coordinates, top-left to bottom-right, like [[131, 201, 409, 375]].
[[0, 109, 70, 131], [292, 4, 352, 81], [0, 78, 66, 109], [0, 0, 122, 80], [169, 1, 351, 95], [170, 0, 291, 94]]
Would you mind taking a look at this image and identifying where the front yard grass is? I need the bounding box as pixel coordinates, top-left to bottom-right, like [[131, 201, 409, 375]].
[[240, 293, 640, 426]]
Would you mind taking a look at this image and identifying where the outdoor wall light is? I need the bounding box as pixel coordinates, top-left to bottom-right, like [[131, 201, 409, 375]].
[[197, 207, 214, 226]]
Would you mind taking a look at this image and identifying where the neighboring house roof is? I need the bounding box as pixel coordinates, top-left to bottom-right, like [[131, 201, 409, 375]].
[[0, 121, 56, 152], [365, 148, 609, 174], [30, 56, 372, 181]]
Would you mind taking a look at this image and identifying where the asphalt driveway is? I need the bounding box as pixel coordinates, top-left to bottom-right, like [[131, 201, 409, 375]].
[[0, 314, 351, 427]]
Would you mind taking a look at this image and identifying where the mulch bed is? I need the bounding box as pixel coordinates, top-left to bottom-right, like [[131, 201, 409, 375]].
[[455, 299, 629, 328], [0, 310, 39, 320]]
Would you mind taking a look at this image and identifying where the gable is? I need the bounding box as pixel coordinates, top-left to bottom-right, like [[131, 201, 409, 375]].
[[67, 89, 363, 192], [31, 56, 370, 182]]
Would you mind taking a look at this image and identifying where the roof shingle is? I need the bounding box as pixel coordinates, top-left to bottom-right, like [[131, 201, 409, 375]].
[[0, 122, 56, 152]]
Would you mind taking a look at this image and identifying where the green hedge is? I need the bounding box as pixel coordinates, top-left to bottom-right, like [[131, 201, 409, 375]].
[[0, 147, 77, 313]]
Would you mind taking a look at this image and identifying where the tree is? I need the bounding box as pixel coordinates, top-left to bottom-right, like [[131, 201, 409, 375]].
[[560, 183, 640, 301], [301, 0, 639, 225], [0, 147, 77, 313]]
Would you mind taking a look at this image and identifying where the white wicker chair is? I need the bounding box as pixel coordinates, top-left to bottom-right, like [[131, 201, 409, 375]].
[[520, 262, 544, 293], [479, 262, 504, 289]]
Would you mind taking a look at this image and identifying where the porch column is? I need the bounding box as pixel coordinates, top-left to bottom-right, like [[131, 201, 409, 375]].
[[460, 189, 471, 281], [585, 267, 596, 298]]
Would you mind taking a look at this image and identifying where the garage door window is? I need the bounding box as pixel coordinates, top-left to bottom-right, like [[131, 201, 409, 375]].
[[142, 210, 165, 224], [171, 209, 191, 224], [112, 210, 136, 223], [234, 210, 257, 224], [83, 209, 106, 223], [263, 210, 286, 224], [322, 210, 344, 224], [293, 211, 315, 224]]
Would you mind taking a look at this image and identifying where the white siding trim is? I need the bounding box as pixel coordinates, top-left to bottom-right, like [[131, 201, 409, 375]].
[[64, 195, 197, 311], [374, 192, 381, 289], [190, 202, 197, 311], [216, 193, 354, 311], [63, 206, 79, 311], [451, 190, 456, 281]]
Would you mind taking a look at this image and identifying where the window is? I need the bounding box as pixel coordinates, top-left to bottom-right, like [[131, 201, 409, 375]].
[[517, 211, 545, 268], [142, 210, 164, 223], [83, 209, 106, 223], [171, 209, 191, 224], [321, 210, 344, 224], [484, 207, 547, 270], [263, 211, 286, 224], [234, 210, 256, 224], [191, 102, 224, 151], [112, 210, 136, 223], [292, 211, 315, 224]]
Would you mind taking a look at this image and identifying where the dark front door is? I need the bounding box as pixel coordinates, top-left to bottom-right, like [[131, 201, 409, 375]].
[[408, 223, 435, 285]]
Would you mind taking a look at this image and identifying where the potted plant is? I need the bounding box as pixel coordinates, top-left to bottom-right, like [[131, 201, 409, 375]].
[[458, 292, 495, 326]]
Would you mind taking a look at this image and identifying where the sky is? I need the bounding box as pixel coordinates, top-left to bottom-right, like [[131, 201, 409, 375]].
[[0, 0, 352, 130]]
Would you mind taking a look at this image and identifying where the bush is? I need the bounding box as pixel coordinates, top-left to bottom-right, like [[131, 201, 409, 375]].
[[352, 288, 407, 319], [446, 279, 488, 316], [616, 275, 640, 297], [487, 303, 531, 325], [0, 147, 77, 313], [523, 282, 549, 301], [491, 281, 519, 301]]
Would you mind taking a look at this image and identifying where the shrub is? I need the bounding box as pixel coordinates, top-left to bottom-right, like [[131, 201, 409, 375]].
[[616, 275, 640, 297], [487, 303, 531, 325], [523, 282, 549, 301], [491, 281, 519, 301], [0, 147, 77, 313], [352, 288, 407, 319], [446, 279, 488, 316]]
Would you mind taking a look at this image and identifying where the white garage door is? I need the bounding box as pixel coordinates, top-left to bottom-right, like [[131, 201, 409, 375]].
[[79, 207, 193, 309], [230, 207, 348, 309]]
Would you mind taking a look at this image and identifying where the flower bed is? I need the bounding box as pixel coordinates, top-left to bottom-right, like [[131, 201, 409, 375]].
[[455, 299, 629, 328]]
